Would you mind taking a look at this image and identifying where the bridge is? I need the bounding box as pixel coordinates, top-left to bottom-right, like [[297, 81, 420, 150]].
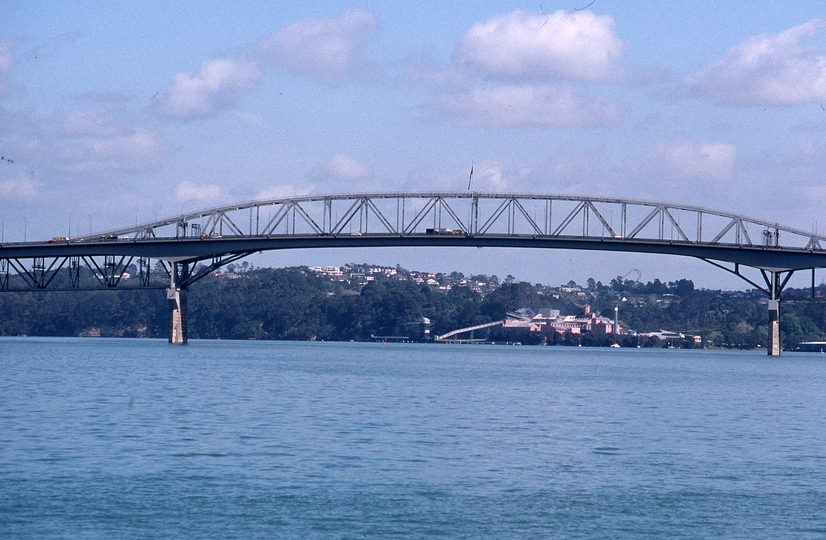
[[435, 320, 506, 342], [2, 192, 826, 354]]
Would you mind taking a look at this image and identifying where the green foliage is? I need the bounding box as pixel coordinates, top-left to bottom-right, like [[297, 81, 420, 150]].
[[2, 266, 826, 350]]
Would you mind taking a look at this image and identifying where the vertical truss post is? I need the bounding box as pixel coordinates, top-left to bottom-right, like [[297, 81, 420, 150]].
[[508, 199, 514, 235], [139, 257, 151, 287], [473, 195, 479, 235], [544, 199, 550, 236], [69, 257, 80, 288], [33, 257, 46, 288], [104, 255, 117, 287], [621, 202, 626, 238], [659, 207, 664, 240], [285, 205, 290, 235], [362, 199, 368, 233]]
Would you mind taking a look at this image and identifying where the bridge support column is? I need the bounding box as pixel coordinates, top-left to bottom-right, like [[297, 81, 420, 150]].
[[167, 286, 188, 344], [767, 270, 780, 356], [167, 262, 188, 344], [767, 299, 780, 356]]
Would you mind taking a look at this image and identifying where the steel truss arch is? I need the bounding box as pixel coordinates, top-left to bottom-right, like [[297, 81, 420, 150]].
[[79, 192, 816, 251], [3, 192, 826, 292]]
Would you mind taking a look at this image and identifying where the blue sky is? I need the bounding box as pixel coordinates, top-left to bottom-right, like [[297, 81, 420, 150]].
[[2, 1, 826, 289]]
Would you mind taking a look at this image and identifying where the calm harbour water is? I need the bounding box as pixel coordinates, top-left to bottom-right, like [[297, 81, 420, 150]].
[[2, 338, 826, 539]]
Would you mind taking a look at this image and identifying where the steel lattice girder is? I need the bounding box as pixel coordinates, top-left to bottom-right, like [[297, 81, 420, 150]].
[[61, 193, 815, 249]]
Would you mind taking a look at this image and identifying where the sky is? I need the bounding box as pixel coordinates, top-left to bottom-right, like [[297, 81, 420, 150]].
[[2, 1, 826, 290]]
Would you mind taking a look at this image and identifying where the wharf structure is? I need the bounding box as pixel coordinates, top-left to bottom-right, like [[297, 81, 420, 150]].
[[502, 306, 619, 339]]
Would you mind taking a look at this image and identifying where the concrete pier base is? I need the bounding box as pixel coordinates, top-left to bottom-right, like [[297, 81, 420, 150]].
[[167, 287, 188, 344], [768, 299, 780, 356]]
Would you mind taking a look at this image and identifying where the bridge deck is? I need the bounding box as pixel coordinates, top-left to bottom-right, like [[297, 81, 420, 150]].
[[2, 233, 824, 270]]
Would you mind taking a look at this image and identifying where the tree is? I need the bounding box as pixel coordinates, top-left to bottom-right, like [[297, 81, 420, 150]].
[[671, 279, 695, 297]]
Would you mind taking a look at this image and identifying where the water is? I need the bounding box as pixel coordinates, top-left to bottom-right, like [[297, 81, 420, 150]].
[[2, 338, 826, 539]]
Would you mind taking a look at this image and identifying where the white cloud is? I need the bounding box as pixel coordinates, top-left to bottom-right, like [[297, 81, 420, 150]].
[[435, 84, 621, 127], [454, 10, 624, 82], [173, 181, 227, 204], [424, 10, 625, 129], [154, 11, 381, 122], [0, 107, 167, 177], [156, 58, 262, 120], [86, 129, 164, 168], [637, 141, 737, 182], [255, 184, 313, 200], [53, 128, 166, 174], [253, 10, 380, 82], [0, 176, 39, 200], [426, 160, 545, 193], [684, 19, 826, 105], [310, 153, 372, 182]]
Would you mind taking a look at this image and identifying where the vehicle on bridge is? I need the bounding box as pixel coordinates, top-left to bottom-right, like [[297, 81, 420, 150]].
[[426, 228, 463, 235]]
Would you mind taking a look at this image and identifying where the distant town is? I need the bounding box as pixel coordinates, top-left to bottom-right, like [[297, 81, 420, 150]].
[[1, 259, 824, 349], [205, 261, 820, 349]]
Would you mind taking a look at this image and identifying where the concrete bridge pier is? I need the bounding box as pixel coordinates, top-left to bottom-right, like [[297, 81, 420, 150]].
[[767, 271, 781, 356], [767, 299, 780, 356], [167, 262, 188, 344]]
